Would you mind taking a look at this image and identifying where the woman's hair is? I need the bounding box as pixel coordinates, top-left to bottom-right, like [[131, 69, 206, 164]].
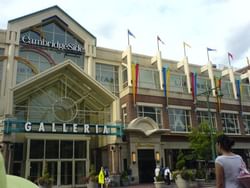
[[216, 134, 235, 151]]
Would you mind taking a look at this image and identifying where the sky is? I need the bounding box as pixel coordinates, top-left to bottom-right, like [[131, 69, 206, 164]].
[[1, 0, 250, 69]]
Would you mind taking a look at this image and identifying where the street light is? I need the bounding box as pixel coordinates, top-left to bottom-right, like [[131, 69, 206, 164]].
[[196, 86, 223, 161]]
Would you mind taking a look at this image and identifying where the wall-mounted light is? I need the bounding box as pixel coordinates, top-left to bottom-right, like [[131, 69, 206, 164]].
[[132, 152, 136, 164], [155, 151, 160, 163]]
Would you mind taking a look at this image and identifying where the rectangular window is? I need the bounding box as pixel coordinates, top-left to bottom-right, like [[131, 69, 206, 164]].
[[46, 140, 59, 159], [74, 141, 87, 158], [221, 80, 234, 99], [137, 105, 162, 128], [196, 111, 217, 130], [168, 108, 191, 132], [241, 84, 250, 101], [243, 114, 250, 134], [138, 68, 160, 89], [96, 63, 119, 96], [60, 141, 73, 158], [221, 113, 240, 134], [196, 77, 211, 94], [169, 73, 188, 93], [30, 140, 44, 159]]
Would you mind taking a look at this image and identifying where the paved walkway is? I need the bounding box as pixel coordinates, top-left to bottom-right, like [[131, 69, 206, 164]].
[[113, 183, 177, 188]]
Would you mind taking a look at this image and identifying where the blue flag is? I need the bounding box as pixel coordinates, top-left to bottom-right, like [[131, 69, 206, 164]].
[[128, 29, 136, 38]]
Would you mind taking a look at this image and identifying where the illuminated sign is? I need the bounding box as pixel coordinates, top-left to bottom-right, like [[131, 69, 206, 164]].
[[20, 35, 84, 54]]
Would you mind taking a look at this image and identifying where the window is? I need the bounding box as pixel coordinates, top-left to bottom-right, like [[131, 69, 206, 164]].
[[196, 77, 211, 94], [137, 106, 162, 128], [169, 73, 188, 93], [96, 63, 119, 96], [196, 111, 217, 130], [138, 68, 160, 89], [243, 114, 250, 134], [168, 108, 191, 132], [241, 84, 250, 101], [122, 106, 128, 128], [221, 80, 234, 99], [221, 113, 240, 134]]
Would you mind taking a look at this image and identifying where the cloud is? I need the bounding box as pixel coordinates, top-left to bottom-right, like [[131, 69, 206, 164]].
[[226, 23, 250, 60]]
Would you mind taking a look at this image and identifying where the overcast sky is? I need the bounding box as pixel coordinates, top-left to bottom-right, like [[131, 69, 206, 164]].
[[1, 0, 250, 69]]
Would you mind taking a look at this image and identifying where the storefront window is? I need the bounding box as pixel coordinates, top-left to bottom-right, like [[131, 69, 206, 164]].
[[74, 141, 86, 158], [30, 140, 44, 159], [75, 161, 86, 184], [61, 161, 72, 185], [243, 114, 250, 134], [46, 140, 59, 158], [60, 141, 73, 158], [221, 113, 240, 134], [168, 108, 191, 132]]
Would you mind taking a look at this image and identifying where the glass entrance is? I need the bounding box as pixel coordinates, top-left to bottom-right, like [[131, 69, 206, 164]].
[[27, 139, 87, 187]]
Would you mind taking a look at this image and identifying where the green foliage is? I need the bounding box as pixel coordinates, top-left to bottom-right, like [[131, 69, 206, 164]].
[[176, 150, 185, 170], [37, 163, 53, 187], [82, 164, 98, 184], [121, 170, 129, 181], [155, 174, 164, 182], [188, 121, 212, 161]]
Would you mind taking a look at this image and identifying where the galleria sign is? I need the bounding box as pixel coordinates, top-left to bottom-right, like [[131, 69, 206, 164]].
[[24, 122, 112, 135], [20, 35, 84, 54]]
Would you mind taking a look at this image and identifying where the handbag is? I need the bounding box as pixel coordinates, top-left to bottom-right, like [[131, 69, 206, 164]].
[[237, 159, 250, 188]]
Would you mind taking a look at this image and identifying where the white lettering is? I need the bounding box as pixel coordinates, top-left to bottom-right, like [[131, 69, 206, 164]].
[[52, 123, 56, 132], [63, 123, 67, 132], [84, 124, 90, 133], [20, 35, 83, 53], [25, 122, 32, 132], [39, 122, 45, 132], [73, 123, 78, 133], [103, 125, 109, 134], [95, 124, 99, 134]]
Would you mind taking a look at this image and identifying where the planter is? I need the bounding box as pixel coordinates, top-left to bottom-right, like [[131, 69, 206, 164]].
[[87, 181, 98, 188], [121, 179, 129, 186], [154, 181, 165, 188]]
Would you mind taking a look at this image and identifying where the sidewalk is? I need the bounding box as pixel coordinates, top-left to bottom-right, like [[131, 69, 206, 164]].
[[113, 183, 177, 188]]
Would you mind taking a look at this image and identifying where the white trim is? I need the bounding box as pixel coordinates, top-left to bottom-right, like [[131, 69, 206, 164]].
[[196, 107, 216, 112], [168, 105, 191, 110], [242, 112, 250, 115], [136, 102, 163, 107], [220, 110, 239, 114]]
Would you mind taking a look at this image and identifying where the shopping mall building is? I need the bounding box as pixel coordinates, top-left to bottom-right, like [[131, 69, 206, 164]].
[[0, 5, 250, 187]]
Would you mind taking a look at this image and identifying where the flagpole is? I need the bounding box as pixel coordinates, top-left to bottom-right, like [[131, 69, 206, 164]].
[[127, 30, 130, 46], [207, 48, 210, 62], [157, 38, 160, 51], [228, 54, 231, 67], [183, 42, 186, 57]]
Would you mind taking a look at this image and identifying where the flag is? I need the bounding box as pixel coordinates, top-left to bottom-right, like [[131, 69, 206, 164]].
[[190, 72, 197, 102], [131, 63, 139, 105], [162, 67, 167, 97], [157, 35, 165, 45], [228, 52, 233, 60], [128, 29, 136, 38], [183, 42, 191, 48], [207, 47, 216, 52], [166, 68, 171, 96]]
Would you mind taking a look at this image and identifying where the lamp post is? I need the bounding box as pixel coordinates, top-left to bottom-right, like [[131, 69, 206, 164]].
[[196, 86, 222, 161]]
